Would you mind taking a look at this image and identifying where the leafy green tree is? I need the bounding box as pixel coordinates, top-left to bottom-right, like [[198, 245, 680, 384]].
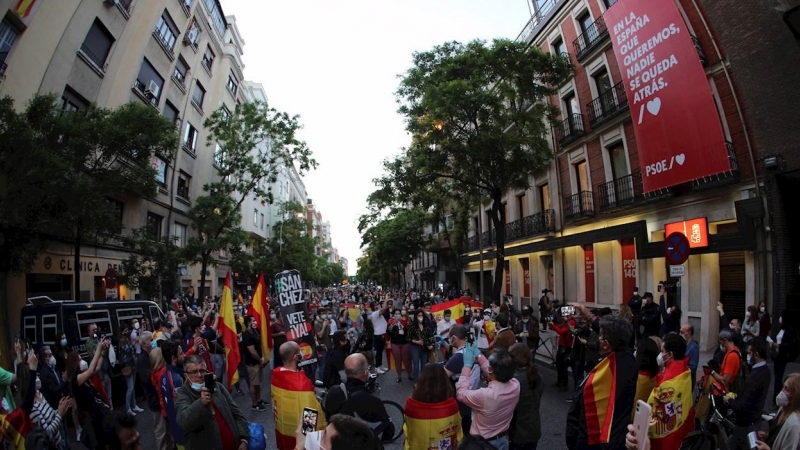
[[118, 228, 186, 300], [393, 39, 572, 304], [185, 102, 315, 296], [359, 208, 431, 288]]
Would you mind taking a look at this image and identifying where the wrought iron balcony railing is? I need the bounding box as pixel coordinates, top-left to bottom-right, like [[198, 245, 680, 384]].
[[691, 35, 708, 66], [465, 210, 556, 252], [516, 0, 561, 43], [563, 191, 595, 220], [574, 15, 609, 61], [554, 113, 585, 147], [691, 141, 740, 190], [587, 81, 629, 127]]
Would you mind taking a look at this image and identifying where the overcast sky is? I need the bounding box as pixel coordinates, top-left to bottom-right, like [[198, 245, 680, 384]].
[[222, 0, 533, 274]]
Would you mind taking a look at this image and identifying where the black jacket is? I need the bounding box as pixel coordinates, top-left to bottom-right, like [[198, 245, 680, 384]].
[[566, 350, 638, 450], [136, 351, 160, 411], [38, 362, 63, 411], [728, 363, 771, 426], [323, 378, 388, 425]]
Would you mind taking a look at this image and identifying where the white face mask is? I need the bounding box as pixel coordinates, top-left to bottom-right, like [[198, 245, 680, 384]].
[[760, 307, 765, 313], [745, 312, 751, 318], [35, 377, 41, 391], [776, 391, 789, 407], [133, 322, 140, 330], [48, 356, 56, 369], [779, 317, 783, 325], [719, 344, 725, 352], [657, 353, 666, 367], [444, 317, 451, 322], [270, 314, 276, 320], [303, 431, 324, 450], [417, 317, 424, 323]]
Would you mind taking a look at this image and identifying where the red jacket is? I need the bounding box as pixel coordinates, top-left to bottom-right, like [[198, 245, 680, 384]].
[[551, 320, 575, 348]]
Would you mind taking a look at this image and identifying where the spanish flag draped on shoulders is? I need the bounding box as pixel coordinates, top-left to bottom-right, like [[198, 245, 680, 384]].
[[403, 396, 462, 450], [0, 408, 33, 450], [646, 357, 695, 450], [271, 367, 326, 450]]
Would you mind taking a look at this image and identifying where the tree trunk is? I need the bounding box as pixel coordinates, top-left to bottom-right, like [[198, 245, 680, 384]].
[[74, 223, 82, 301], [490, 196, 506, 307], [200, 252, 209, 301]]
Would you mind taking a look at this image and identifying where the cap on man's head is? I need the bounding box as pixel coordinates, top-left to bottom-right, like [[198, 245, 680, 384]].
[[496, 313, 509, 327], [483, 308, 492, 315]]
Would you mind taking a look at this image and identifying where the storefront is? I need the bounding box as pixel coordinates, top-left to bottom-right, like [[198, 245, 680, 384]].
[[25, 252, 129, 301]]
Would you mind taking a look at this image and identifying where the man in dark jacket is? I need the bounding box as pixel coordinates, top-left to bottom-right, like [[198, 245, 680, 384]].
[[566, 310, 638, 450], [175, 355, 250, 450], [724, 337, 771, 448], [136, 331, 175, 450]]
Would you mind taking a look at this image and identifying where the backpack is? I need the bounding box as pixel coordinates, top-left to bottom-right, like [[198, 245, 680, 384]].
[[729, 348, 749, 394]]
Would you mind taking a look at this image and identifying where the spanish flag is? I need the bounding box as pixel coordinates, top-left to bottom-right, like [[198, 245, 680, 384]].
[[0, 408, 33, 450], [647, 358, 695, 450], [251, 272, 272, 362], [403, 397, 462, 450], [583, 352, 618, 445], [219, 272, 240, 390], [430, 299, 484, 324], [694, 366, 715, 423], [271, 368, 326, 450]]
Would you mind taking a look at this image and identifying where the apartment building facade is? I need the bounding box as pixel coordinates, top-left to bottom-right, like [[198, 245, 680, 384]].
[[0, 0, 248, 330], [458, 0, 789, 350]]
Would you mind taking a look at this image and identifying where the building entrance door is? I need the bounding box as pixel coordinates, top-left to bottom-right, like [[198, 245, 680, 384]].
[[719, 252, 746, 322]]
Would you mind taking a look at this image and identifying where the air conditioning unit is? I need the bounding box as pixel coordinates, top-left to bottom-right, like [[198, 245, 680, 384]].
[[144, 80, 160, 99], [183, 28, 199, 45]]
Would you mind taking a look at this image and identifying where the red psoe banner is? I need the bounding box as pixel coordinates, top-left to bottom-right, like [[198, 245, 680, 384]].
[[605, 0, 730, 192], [621, 239, 637, 303], [584, 245, 595, 303], [504, 260, 511, 295], [521, 258, 531, 298]]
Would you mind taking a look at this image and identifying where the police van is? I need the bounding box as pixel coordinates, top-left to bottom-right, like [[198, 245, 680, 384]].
[[20, 296, 166, 357]]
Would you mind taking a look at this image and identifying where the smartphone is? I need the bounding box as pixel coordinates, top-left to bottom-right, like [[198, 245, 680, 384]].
[[561, 306, 576, 317], [747, 431, 758, 450], [301, 407, 318, 435], [633, 400, 652, 450], [204, 373, 215, 394]]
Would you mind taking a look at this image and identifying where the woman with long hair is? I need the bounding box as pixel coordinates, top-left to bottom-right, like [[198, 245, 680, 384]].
[[632, 333, 661, 419], [758, 301, 771, 338], [408, 309, 434, 381], [388, 308, 412, 382], [22, 365, 73, 450], [771, 309, 799, 408], [52, 332, 69, 374], [403, 363, 461, 450], [742, 305, 760, 344], [762, 373, 800, 449], [508, 343, 543, 450], [66, 339, 110, 449], [117, 325, 139, 416]]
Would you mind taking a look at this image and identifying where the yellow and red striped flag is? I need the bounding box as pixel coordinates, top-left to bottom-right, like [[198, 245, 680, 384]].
[[583, 352, 618, 445], [219, 272, 240, 390], [0, 408, 34, 450], [271, 367, 326, 450], [431, 298, 484, 324], [252, 272, 272, 362], [403, 396, 463, 450]]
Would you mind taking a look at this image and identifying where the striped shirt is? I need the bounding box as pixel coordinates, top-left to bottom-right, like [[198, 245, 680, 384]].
[[31, 398, 62, 446]]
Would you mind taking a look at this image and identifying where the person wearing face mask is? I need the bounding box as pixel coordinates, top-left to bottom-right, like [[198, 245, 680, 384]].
[[66, 340, 111, 448], [53, 332, 69, 373], [26, 357, 74, 450], [242, 316, 268, 411], [565, 306, 638, 450], [758, 301, 771, 339], [770, 309, 799, 410], [37, 346, 63, 411], [315, 308, 333, 382], [513, 306, 540, 359], [136, 331, 174, 450], [645, 333, 694, 450], [409, 310, 434, 380], [472, 308, 496, 357], [271, 308, 287, 368], [388, 308, 412, 382], [271, 342, 327, 450], [679, 323, 699, 386], [757, 373, 800, 450], [175, 355, 250, 450], [742, 305, 761, 344], [437, 309, 456, 362], [158, 340, 186, 449], [723, 337, 771, 449], [131, 319, 142, 356]]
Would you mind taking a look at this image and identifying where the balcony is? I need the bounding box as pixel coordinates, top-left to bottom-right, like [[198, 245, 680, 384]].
[[563, 191, 595, 220], [692, 141, 740, 190], [587, 81, 629, 127], [574, 15, 609, 61], [0, 62, 6, 80], [691, 35, 708, 66], [598, 172, 676, 212], [516, 0, 562, 43], [465, 210, 556, 252], [554, 113, 585, 147]]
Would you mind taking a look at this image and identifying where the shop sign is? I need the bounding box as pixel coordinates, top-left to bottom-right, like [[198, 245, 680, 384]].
[[605, 0, 731, 192], [669, 265, 685, 277], [41, 256, 123, 274], [665, 217, 709, 248], [584, 245, 595, 303], [621, 239, 637, 303]]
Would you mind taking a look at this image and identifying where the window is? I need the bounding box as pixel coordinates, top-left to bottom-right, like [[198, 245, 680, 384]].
[[134, 58, 164, 106], [180, 0, 193, 14], [253, 209, 259, 226], [146, 212, 163, 238], [80, 19, 115, 69], [152, 157, 167, 184], [202, 0, 227, 36], [260, 213, 265, 230], [184, 18, 201, 48], [201, 45, 214, 72], [61, 86, 89, 112], [173, 56, 189, 87], [517, 193, 526, 218], [23, 316, 36, 344], [183, 122, 198, 152], [539, 184, 551, 211], [602, 0, 617, 8], [174, 222, 187, 247], [552, 38, 567, 57], [163, 101, 179, 125], [154, 10, 179, 52], [116, 308, 144, 329], [177, 171, 191, 200], [75, 310, 111, 340], [574, 160, 590, 192], [192, 81, 205, 110], [42, 315, 58, 345], [562, 92, 581, 134], [214, 143, 226, 168], [226, 73, 238, 96], [1, 19, 20, 72], [108, 198, 124, 233], [578, 11, 594, 37], [593, 68, 612, 97]]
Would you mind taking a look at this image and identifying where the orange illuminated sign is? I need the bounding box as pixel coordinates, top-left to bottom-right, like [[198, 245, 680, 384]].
[[665, 217, 708, 248]]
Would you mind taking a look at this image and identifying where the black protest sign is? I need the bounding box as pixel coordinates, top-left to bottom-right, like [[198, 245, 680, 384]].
[[275, 269, 317, 367]]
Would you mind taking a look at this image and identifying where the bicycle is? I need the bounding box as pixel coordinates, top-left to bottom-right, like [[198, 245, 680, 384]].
[[679, 382, 735, 450], [313, 366, 405, 443]]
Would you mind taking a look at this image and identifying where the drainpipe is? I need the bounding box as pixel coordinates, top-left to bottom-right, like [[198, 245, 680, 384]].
[[689, 0, 760, 197], [552, 132, 567, 304]]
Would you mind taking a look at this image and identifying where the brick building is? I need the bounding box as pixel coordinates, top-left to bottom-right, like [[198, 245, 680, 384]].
[[459, 0, 800, 350]]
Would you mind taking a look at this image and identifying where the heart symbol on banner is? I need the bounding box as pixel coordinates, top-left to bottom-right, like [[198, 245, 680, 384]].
[[676, 154, 686, 165], [647, 98, 661, 116]]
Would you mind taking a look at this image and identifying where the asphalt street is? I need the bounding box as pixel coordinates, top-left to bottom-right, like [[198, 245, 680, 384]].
[[67, 359, 573, 450]]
